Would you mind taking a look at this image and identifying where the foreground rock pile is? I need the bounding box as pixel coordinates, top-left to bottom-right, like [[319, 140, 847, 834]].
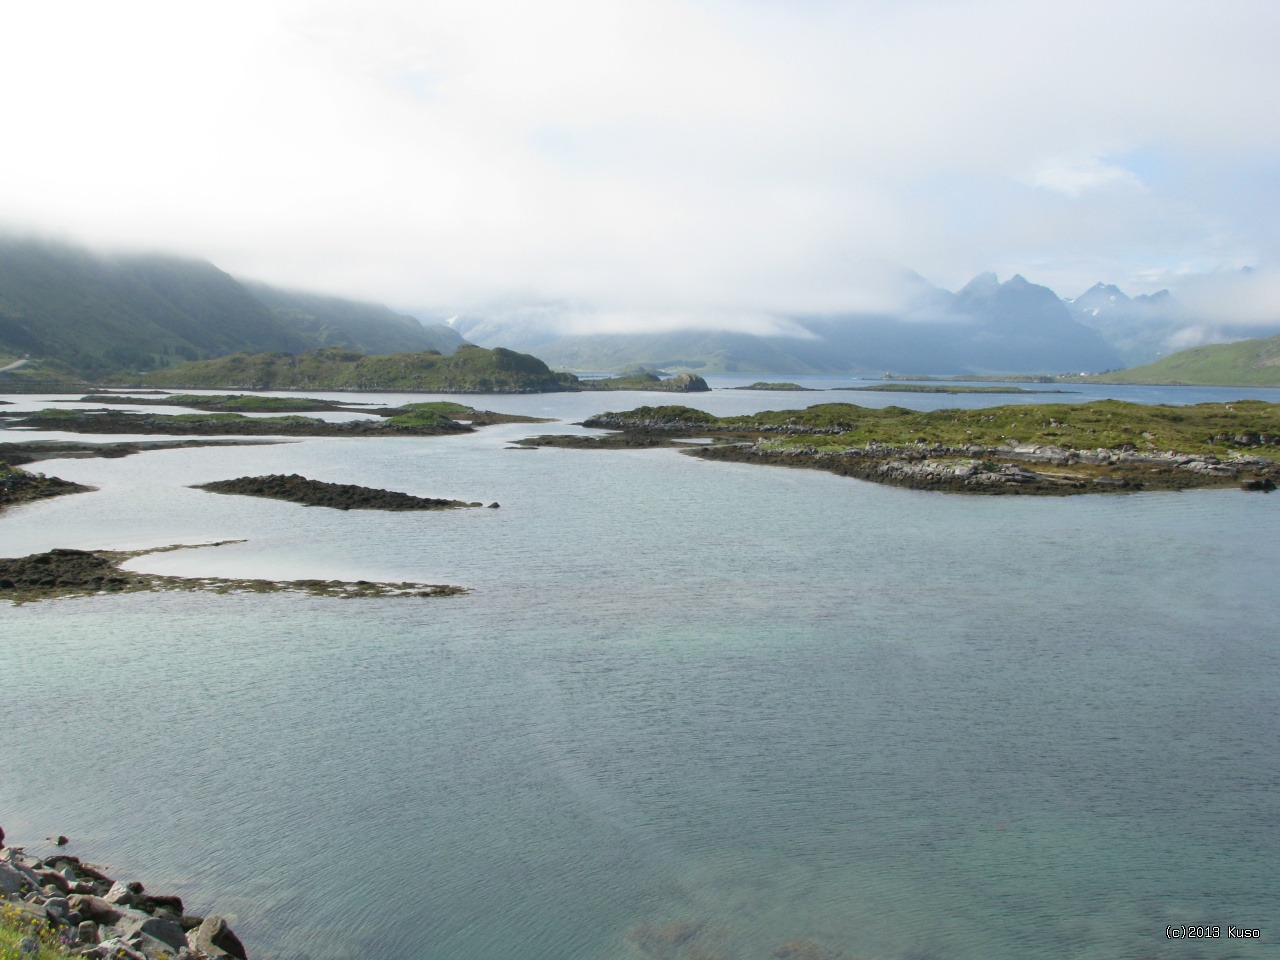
[[0, 836, 246, 959]]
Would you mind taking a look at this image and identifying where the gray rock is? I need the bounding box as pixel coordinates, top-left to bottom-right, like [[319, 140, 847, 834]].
[[69, 893, 124, 925], [95, 937, 148, 959], [192, 914, 247, 959], [35, 868, 71, 893], [17, 936, 38, 955], [0, 862, 27, 895], [105, 881, 135, 905], [79, 920, 101, 944], [44, 894, 71, 925], [114, 909, 188, 952]]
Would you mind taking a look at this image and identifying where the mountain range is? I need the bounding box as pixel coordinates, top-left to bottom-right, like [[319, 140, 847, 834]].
[[445, 273, 1129, 376], [2, 235, 1277, 383]]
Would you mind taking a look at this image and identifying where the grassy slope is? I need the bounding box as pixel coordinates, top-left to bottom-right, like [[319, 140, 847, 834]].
[[1090, 332, 1280, 386], [133, 345, 580, 392], [0, 237, 465, 377]]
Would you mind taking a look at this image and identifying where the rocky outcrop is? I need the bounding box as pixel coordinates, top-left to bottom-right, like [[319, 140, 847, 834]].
[[193, 474, 478, 511], [0, 464, 93, 512], [0, 836, 246, 959]]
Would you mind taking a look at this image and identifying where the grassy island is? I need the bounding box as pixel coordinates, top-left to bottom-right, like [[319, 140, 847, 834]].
[[519, 400, 1280, 495]]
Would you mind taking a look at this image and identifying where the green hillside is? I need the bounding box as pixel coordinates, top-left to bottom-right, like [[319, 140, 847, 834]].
[[1090, 332, 1280, 386], [129, 346, 713, 393], [133, 345, 580, 392], [0, 237, 463, 377], [241, 281, 464, 356]]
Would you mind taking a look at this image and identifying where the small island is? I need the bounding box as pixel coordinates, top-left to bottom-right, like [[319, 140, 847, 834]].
[[0, 543, 466, 604], [518, 400, 1280, 495], [0, 462, 94, 512], [194, 474, 490, 511], [731, 381, 817, 391]]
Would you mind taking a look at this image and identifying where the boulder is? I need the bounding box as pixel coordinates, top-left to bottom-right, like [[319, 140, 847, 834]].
[[114, 910, 188, 954], [191, 914, 247, 960], [35, 868, 71, 893], [105, 881, 135, 905], [69, 893, 124, 925], [43, 895, 71, 925], [0, 861, 28, 895]]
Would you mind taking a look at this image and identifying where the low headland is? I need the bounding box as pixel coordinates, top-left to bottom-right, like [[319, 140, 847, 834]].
[[1, 829, 247, 960], [518, 400, 1280, 495], [193, 474, 495, 511], [0, 543, 466, 605], [121, 346, 710, 394]]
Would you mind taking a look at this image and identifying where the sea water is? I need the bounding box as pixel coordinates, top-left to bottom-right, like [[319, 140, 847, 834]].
[[1, 383, 1277, 959]]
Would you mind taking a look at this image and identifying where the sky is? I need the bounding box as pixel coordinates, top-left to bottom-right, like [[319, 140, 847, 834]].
[[3, 0, 1279, 333]]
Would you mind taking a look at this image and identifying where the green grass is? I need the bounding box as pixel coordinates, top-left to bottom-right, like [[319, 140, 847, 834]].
[[600, 399, 1280, 457], [395, 401, 472, 414], [165, 394, 330, 411], [132, 345, 579, 393], [0, 902, 72, 960], [1089, 332, 1280, 386]]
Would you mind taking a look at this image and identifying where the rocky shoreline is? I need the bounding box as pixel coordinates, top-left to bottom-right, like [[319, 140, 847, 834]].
[[0, 829, 246, 959], [193, 474, 494, 511], [689, 439, 1279, 494], [0, 543, 466, 604]]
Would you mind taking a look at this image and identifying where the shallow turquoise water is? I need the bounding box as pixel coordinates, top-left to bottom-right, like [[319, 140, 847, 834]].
[[2, 385, 1277, 959]]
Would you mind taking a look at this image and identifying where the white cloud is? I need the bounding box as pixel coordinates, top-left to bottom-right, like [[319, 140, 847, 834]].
[[1029, 157, 1146, 198], [0, 0, 1278, 327]]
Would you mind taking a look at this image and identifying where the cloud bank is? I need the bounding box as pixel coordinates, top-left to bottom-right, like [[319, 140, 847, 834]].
[[2, 0, 1278, 329]]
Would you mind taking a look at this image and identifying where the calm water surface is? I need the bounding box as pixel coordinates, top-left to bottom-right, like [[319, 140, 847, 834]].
[[2, 384, 1277, 959]]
